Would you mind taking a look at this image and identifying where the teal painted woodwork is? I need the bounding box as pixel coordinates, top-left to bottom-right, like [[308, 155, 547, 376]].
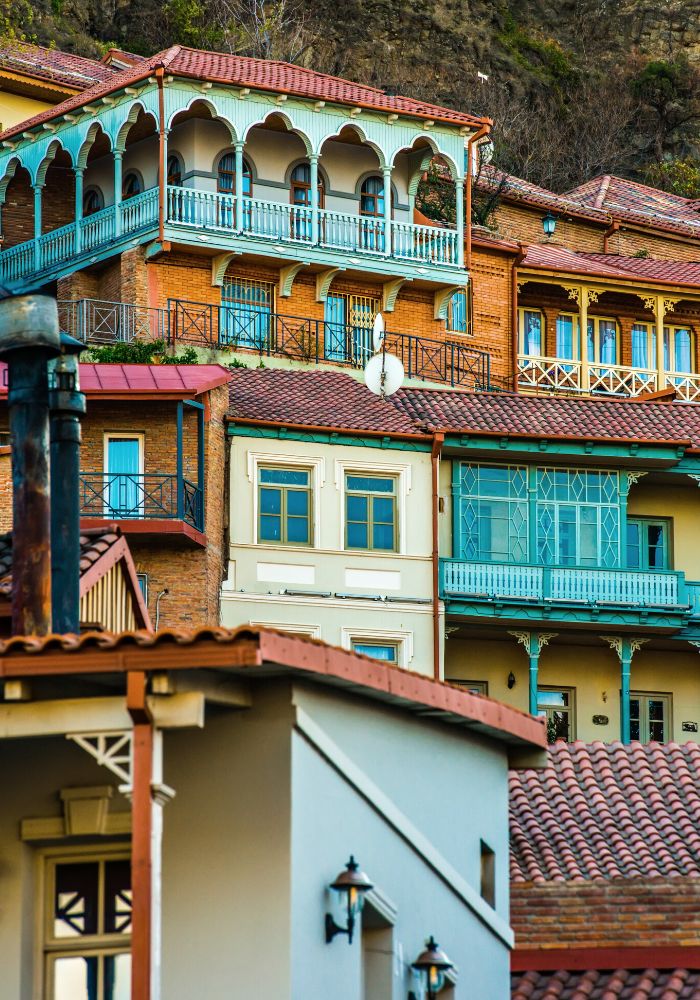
[[444, 435, 685, 463], [228, 424, 431, 452]]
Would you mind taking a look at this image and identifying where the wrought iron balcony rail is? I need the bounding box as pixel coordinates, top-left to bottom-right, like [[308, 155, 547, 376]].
[[80, 473, 203, 531]]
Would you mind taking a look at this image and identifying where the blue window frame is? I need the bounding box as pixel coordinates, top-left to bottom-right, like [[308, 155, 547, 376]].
[[323, 294, 376, 364], [627, 518, 670, 570], [448, 290, 468, 333], [459, 463, 529, 563], [258, 467, 311, 545], [536, 468, 619, 567], [105, 437, 141, 518], [520, 309, 543, 357], [345, 474, 397, 551], [221, 278, 273, 349], [351, 641, 398, 663]]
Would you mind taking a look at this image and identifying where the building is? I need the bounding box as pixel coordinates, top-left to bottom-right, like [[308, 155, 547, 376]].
[[0, 362, 231, 629], [510, 740, 700, 997], [223, 367, 439, 673], [0, 624, 546, 1000]]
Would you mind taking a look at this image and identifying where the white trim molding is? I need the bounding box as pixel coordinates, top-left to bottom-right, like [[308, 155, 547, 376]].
[[246, 450, 326, 547], [333, 458, 413, 555], [340, 626, 414, 668]]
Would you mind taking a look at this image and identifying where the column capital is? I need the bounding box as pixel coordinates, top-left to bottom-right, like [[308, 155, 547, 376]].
[[32, 182, 45, 192], [382, 164, 393, 176], [234, 138, 245, 151], [309, 151, 319, 163], [113, 149, 123, 161]]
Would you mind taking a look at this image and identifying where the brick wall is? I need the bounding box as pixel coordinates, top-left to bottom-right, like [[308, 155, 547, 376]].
[[2, 167, 34, 249], [494, 203, 606, 253], [471, 243, 514, 384], [42, 165, 75, 236], [512, 880, 700, 950], [609, 227, 700, 261]]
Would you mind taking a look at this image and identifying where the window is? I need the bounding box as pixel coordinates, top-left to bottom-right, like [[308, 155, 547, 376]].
[[121, 171, 142, 200], [448, 679, 488, 696], [480, 841, 495, 908], [290, 162, 324, 208], [345, 474, 397, 551], [258, 466, 312, 545], [537, 687, 575, 743], [631, 323, 695, 375], [221, 278, 274, 349], [44, 852, 131, 1000], [351, 640, 398, 662], [166, 154, 182, 186], [360, 175, 385, 217], [447, 289, 468, 334], [627, 518, 670, 570], [631, 322, 653, 369], [555, 313, 578, 360], [104, 435, 143, 519], [536, 468, 619, 567], [520, 309, 543, 357], [587, 317, 618, 365], [83, 188, 104, 216], [630, 692, 671, 742], [458, 463, 529, 563], [217, 152, 252, 196], [324, 294, 378, 364], [136, 573, 148, 603]]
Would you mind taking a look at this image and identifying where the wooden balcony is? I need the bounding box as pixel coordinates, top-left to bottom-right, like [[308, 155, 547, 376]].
[[80, 472, 204, 540], [517, 354, 700, 402]]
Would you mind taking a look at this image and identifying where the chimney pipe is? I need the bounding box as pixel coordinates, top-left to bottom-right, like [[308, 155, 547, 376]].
[[0, 292, 60, 635], [49, 333, 86, 635]]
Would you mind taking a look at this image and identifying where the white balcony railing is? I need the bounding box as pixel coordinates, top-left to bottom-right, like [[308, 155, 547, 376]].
[[517, 354, 700, 402]]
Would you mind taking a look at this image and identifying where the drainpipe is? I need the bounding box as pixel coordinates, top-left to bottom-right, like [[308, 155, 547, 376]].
[[0, 291, 61, 635], [48, 334, 87, 634], [465, 122, 491, 272], [512, 243, 526, 393], [431, 432, 444, 681], [603, 220, 619, 254], [156, 68, 170, 253]]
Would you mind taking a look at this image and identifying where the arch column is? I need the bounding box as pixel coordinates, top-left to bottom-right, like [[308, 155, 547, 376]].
[[74, 168, 84, 254], [114, 151, 123, 238], [382, 165, 392, 256], [455, 177, 465, 268], [234, 140, 245, 232], [601, 636, 647, 743], [309, 152, 319, 244], [33, 183, 43, 271], [509, 631, 557, 715]]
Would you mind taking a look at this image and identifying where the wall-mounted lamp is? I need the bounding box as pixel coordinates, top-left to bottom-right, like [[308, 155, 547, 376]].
[[542, 211, 557, 238], [325, 856, 373, 944], [412, 936, 454, 998], [507, 671, 516, 689]]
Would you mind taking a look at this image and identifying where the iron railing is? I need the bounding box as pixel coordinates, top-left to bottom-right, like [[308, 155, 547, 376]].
[[59, 299, 169, 344], [80, 473, 203, 531]]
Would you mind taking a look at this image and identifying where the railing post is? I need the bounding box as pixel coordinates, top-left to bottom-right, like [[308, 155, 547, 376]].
[[310, 153, 319, 244], [176, 401, 184, 521], [234, 140, 245, 231], [114, 151, 123, 238], [74, 168, 84, 254], [455, 176, 465, 268], [33, 183, 43, 272], [382, 165, 392, 256]]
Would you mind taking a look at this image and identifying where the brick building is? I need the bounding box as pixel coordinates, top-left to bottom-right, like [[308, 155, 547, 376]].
[[509, 741, 700, 997]]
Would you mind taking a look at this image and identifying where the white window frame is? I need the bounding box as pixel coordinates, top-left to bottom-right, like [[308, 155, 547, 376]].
[[248, 620, 322, 639], [334, 459, 412, 555], [103, 432, 145, 518], [247, 451, 325, 548], [341, 626, 413, 668]]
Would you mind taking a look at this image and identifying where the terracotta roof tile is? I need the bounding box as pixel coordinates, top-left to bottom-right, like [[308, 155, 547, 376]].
[[227, 368, 422, 436], [1, 43, 483, 139], [0, 42, 115, 90], [0, 526, 122, 597], [509, 742, 700, 883], [522, 245, 700, 288], [511, 969, 700, 999], [477, 166, 610, 224], [565, 175, 700, 239]]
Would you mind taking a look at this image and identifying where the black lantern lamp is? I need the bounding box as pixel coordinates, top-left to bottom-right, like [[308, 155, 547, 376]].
[[325, 856, 373, 944], [412, 936, 454, 998], [542, 211, 557, 238]]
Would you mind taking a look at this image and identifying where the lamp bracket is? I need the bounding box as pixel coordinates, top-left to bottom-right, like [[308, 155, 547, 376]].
[[325, 912, 355, 944]]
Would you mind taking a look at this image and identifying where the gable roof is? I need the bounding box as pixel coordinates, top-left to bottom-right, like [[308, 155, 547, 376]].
[[509, 741, 700, 883], [1, 43, 485, 141], [521, 244, 700, 290], [0, 41, 115, 92], [565, 174, 700, 239], [476, 166, 610, 225], [512, 969, 700, 999]]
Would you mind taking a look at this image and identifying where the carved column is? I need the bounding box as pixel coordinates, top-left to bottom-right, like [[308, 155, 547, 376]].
[[509, 631, 558, 715], [601, 635, 647, 743]]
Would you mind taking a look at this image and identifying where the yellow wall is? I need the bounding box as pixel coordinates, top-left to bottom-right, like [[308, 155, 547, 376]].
[[445, 636, 700, 744], [628, 479, 700, 579], [0, 91, 56, 131]]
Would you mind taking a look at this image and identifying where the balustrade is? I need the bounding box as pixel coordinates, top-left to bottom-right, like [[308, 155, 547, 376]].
[[80, 472, 203, 531]]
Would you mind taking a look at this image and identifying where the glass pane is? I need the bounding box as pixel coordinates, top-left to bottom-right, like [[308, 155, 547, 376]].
[[647, 524, 667, 569], [648, 699, 666, 742], [352, 642, 397, 661], [286, 490, 308, 517], [372, 496, 394, 522], [347, 495, 368, 522], [259, 514, 281, 541], [600, 320, 617, 364], [631, 324, 649, 368], [54, 863, 99, 937], [372, 522, 395, 550], [104, 861, 131, 935], [347, 522, 368, 548], [259, 487, 281, 515], [556, 315, 575, 359], [106, 954, 131, 1000], [523, 311, 542, 356], [286, 516, 309, 544], [52, 956, 98, 1000], [630, 696, 641, 741], [627, 522, 641, 568], [538, 690, 568, 709], [259, 468, 309, 486], [346, 476, 394, 493], [675, 329, 692, 373]]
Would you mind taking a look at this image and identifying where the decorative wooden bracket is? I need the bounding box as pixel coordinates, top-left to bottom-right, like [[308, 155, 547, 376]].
[[316, 267, 344, 303], [382, 277, 410, 312], [212, 251, 241, 287], [433, 284, 463, 321], [279, 263, 306, 298]]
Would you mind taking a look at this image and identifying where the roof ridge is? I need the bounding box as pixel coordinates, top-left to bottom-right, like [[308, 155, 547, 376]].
[[593, 173, 612, 209]]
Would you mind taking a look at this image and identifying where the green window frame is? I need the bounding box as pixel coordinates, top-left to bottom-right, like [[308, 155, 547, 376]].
[[537, 686, 576, 743], [630, 691, 671, 743], [448, 678, 489, 696], [351, 640, 398, 663], [627, 517, 670, 570], [458, 463, 529, 563], [536, 467, 619, 567], [258, 466, 312, 546], [345, 474, 397, 551]]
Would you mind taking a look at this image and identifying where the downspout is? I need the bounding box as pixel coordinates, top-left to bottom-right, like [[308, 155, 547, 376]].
[[431, 432, 444, 682], [465, 122, 491, 272], [156, 68, 170, 253], [512, 243, 526, 393], [603, 219, 619, 254]]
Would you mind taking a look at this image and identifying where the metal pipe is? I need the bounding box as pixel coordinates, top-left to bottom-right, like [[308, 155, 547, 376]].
[[465, 122, 491, 271], [0, 293, 61, 635], [431, 432, 444, 681], [49, 335, 87, 634]]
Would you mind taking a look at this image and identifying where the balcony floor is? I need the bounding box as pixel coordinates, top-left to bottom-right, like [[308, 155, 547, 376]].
[[80, 517, 207, 548]]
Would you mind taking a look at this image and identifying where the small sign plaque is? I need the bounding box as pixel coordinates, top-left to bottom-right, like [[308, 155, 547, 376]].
[[682, 721, 698, 733], [592, 715, 609, 726]]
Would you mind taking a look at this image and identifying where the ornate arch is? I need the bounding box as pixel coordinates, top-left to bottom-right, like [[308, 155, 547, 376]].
[[243, 111, 313, 157], [34, 138, 75, 186], [114, 103, 157, 153], [0, 156, 23, 203], [317, 121, 385, 167], [77, 122, 112, 171], [167, 96, 237, 142]]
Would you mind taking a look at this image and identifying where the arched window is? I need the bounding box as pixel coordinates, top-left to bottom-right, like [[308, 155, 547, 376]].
[[83, 188, 104, 216], [167, 154, 182, 187], [217, 153, 252, 196], [290, 162, 324, 208], [360, 175, 386, 217], [122, 171, 142, 200]]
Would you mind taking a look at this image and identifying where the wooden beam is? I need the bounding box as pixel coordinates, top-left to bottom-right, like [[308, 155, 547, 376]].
[[128, 672, 153, 1000]]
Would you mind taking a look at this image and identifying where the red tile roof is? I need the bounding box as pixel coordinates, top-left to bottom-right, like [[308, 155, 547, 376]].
[[511, 969, 700, 999], [510, 742, 700, 883], [477, 166, 610, 224], [227, 368, 423, 436], [521, 244, 700, 289], [0, 42, 115, 91], [1, 43, 484, 140], [0, 526, 123, 597], [565, 174, 700, 239]]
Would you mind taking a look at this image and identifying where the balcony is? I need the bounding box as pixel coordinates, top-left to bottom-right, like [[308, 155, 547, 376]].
[[440, 558, 694, 629], [517, 354, 700, 403], [58, 297, 496, 392], [80, 473, 204, 533], [0, 185, 462, 289]]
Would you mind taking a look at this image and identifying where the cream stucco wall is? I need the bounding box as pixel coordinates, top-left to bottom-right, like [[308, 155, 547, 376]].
[[222, 434, 436, 673], [628, 478, 700, 579]]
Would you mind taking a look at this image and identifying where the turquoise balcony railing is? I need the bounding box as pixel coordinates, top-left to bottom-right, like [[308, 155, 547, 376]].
[[441, 559, 691, 621]]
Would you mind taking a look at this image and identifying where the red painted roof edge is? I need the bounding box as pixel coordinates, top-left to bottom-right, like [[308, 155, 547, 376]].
[[520, 251, 700, 291], [512, 946, 700, 972], [0, 363, 232, 399]]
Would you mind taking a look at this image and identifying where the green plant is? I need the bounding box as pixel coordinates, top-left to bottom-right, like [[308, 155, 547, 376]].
[[227, 357, 248, 369], [160, 345, 199, 364], [86, 339, 200, 364], [641, 157, 700, 199]]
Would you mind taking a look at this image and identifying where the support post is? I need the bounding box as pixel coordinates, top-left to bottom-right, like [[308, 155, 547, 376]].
[[455, 176, 465, 268], [176, 400, 183, 521], [74, 168, 84, 254], [601, 636, 647, 744], [655, 294, 665, 390], [579, 287, 589, 392], [114, 151, 123, 238], [309, 153, 319, 244], [509, 631, 557, 716], [128, 672, 153, 1000], [33, 184, 43, 271], [234, 140, 245, 232], [382, 165, 392, 256]]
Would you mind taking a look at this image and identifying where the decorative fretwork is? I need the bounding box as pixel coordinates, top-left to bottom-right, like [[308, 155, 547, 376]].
[[600, 636, 648, 660], [67, 731, 132, 785], [509, 630, 558, 655]]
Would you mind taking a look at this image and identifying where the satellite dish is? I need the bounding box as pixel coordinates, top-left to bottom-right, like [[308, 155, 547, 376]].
[[372, 312, 386, 352], [364, 352, 404, 398]]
